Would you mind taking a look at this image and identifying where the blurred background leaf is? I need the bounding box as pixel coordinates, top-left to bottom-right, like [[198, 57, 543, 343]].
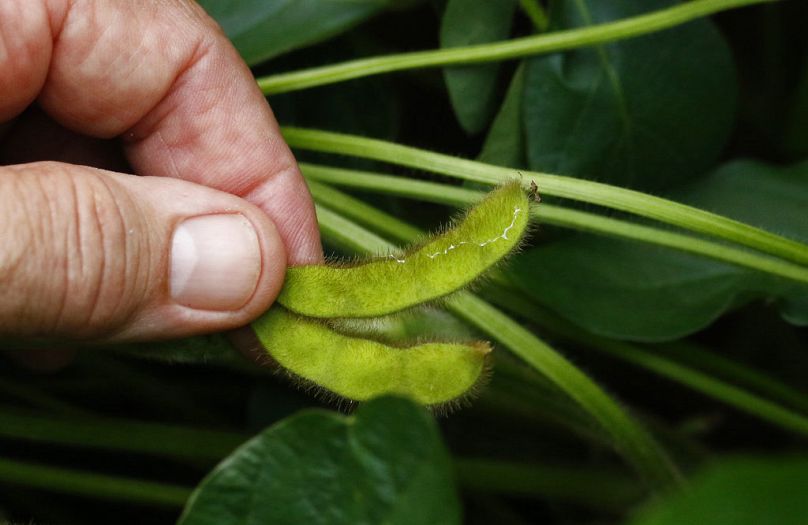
[[523, 0, 737, 190], [509, 160, 808, 341], [440, 0, 518, 134], [179, 397, 460, 525], [198, 0, 394, 66], [625, 456, 808, 525], [478, 64, 527, 167]]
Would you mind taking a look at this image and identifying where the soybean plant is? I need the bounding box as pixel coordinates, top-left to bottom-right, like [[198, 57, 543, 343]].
[[253, 182, 530, 407]]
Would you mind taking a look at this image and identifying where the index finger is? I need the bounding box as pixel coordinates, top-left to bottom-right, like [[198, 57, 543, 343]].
[[1, 0, 321, 264]]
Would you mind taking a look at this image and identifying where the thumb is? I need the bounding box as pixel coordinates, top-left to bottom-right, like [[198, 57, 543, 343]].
[[0, 162, 287, 342]]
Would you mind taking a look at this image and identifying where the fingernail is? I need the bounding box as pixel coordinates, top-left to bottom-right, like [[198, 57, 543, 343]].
[[170, 214, 261, 311]]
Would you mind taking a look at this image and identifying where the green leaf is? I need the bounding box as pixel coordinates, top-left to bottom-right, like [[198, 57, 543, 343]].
[[677, 159, 808, 325], [510, 160, 808, 341], [508, 237, 751, 342], [198, 0, 391, 66], [178, 397, 461, 525], [523, 0, 736, 190], [440, 0, 518, 134], [676, 160, 808, 243], [478, 64, 527, 167], [625, 456, 808, 525]]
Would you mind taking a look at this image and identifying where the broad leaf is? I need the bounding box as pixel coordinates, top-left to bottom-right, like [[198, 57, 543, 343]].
[[478, 64, 527, 168], [523, 0, 736, 190], [179, 396, 460, 525], [198, 0, 391, 66], [508, 238, 751, 342], [510, 160, 808, 341], [440, 0, 518, 134], [626, 456, 808, 525], [677, 159, 808, 325], [676, 160, 808, 242]]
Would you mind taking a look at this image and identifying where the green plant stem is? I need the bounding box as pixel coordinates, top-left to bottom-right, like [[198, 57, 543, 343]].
[[308, 180, 423, 242], [454, 458, 641, 510], [0, 410, 244, 461], [0, 408, 641, 510], [519, 0, 550, 32], [659, 341, 808, 414], [313, 202, 682, 490], [481, 286, 808, 437], [257, 0, 771, 94], [0, 456, 191, 507], [448, 293, 682, 488], [311, 183, 552, 416], [302, 163, 481, 205], [595, 342, 808, 437], [309, 180, 808, 421], [311, 181, 808, 456], [0, 406, 635, 510], [286, 129, 808, 267], [302, 165, 808, 285]]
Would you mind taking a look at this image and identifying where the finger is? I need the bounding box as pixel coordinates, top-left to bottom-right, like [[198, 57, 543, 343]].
[[0, 0, 322, 264], [0, 162, 286, 342], [0, 1, 51, 122]]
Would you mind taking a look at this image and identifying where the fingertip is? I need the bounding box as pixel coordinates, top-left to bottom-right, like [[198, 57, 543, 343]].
[[0, 165, 289, 343], [242, 169, 323, 266], [170, 213, 273, 312], [234, 208, 288, 319], [153, 199, 288, 335]]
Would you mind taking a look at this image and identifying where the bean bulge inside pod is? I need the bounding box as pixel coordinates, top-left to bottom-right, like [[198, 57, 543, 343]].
[[254, 307, 492, 406], [277, 181, 530, 318]]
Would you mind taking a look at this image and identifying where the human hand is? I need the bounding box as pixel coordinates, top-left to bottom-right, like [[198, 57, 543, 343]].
[[0, 0, 322, 368]]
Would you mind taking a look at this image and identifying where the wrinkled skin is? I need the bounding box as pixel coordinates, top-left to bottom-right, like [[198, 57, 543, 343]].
[[0, 0, 322, 369]]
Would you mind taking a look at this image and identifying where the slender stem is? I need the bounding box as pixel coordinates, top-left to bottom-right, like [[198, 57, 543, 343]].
[[287, 128, 808, 267], [482, 286, 808, 437], [537, 208, 808, 284], [308, 180, 423, 242], [0, 403, 640, 510], [0, 404, 647, 510], [257, 0, 772, 94], [659, 340, 808, 414], [312, 179, 808, 439], [0, 409, 245, 461], [302, 164, 808, 285], [313, 199, 682, 490], [0, 456, 190, 507], [595, 342, 808, 436], [314, 183, 808, 433], [447, 293, 683, 489], [303, 163, 482, 205], [519, 0, 550, 32]]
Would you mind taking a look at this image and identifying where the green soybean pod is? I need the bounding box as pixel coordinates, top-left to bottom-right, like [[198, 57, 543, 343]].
[[277, 181, 529, 318], [253, 307, 491, 406]]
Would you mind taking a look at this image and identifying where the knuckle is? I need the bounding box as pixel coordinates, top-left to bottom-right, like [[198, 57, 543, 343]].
[[0, 167, 52, 336], [0, 176, 32, 306], [0, 164, 150, 339], [56, 168, 148, 338]]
